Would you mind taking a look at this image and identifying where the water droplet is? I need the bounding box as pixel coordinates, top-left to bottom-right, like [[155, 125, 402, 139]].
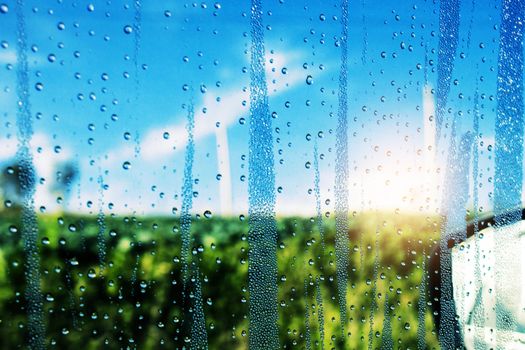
[[87, 4, 95, 12], [0, 4, 8, 14], [123, 25, 133, 34], [122, 161, 131, 170], [203, 210, 212, 219], [306, 75, 313, 85]]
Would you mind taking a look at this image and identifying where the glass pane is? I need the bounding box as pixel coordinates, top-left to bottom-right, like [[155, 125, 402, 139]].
[[0, 0, 523, 349]]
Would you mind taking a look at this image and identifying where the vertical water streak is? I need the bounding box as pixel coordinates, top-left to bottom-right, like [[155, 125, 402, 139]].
[[367, 228, 379, 350], [417, 251, 427, 350], [439, 131, 473, 349], [380, 294, 393, 350], [313, 143, 325, 349], [133, 0, 142, 95], [334, 0, 351, 336], [179, 103, 208, 348], [132, 0, 142, 158], [315, 277, 325, 350], [494, 0, 524, 226], [248, 0, 279, 348], [189, 263, 209, 350], [96, 175, 106, 272], [181, 103, 195, 291], [436, 0, 460, 141], [472, 89, 485, 349], [494, 1, 524, 344], [360, 0, 367, 65], [14, 1, 45, 348], [313, 142, 325, 252], [303, 278, 312, 350], [466, 0, 475, 49]]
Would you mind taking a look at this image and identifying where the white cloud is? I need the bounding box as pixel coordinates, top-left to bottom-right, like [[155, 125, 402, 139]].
[[139, 52, 305, 161], [0, 50, 16, 64]]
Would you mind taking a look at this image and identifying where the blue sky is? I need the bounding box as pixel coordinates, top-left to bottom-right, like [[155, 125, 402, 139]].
[[0, 0, 510, 216]]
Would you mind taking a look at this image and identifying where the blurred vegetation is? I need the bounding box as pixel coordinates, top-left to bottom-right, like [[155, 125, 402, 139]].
[[0, 207, 441, 349]]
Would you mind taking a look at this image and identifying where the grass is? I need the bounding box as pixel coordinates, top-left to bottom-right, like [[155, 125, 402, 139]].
[[0, 208, 440, 349]]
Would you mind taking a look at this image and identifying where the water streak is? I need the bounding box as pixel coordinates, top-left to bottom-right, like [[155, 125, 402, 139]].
[[304, 278, 311, 350], [417, 252, 427, 350], [334, 0, 351, 337], [189, 264, 208, 350], [315, 277, 325, 349], [367, 229, 379, 350], [181, 103, 196, 290], [472, 89, 485, 349], [96, 175, 106, 272], [439, 132, 473, 349], [247, 0, 279, 348], [436, 0, 460, 141], [15, 0, 45, 348], [179, 103, 208, 348], [133, 0, 142, 96], [494, 0, 524, 343], [380, 294, 393, 350], [494, 0, 524, 225], [313, 142, 325, 253]]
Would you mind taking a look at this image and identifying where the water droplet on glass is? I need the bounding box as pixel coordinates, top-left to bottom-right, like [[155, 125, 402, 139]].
[[123, 25, 133, 34], [306, 75, 313, 85]]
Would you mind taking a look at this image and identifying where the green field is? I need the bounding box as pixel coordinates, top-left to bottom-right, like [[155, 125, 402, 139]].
[[0, 208, 440, 349]]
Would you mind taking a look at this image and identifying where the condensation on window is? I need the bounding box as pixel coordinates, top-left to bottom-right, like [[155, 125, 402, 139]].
[[0, 0, 523, 349]]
